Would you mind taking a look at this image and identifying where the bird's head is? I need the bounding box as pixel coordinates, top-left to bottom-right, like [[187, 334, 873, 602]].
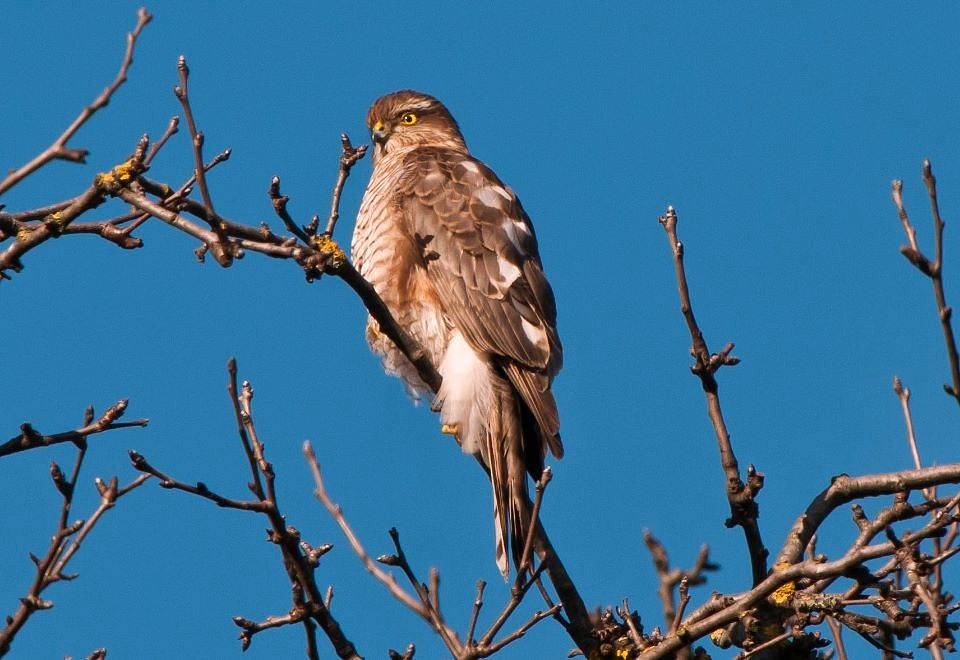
[[366, 90, 467, 158]]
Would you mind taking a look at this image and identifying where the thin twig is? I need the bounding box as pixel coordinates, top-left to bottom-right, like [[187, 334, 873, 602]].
[[738, 629, 792, 659], [304, 442, 463, 652], [172, 55, 233, 266], [324, 134, 368, 236], [144, 116, 180, 166], [893, 376, 935, 500], [0, 8, 152, 195], [130, 365, 359, 659], [0, 400, 147, 458], [825, 615, 847, 660], [659, 205, 767, 586], [892, 162, 960, 406], [466, 580, 485, 644], [0, 451, 149, 657]]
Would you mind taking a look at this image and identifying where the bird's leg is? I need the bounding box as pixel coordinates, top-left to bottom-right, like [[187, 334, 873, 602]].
[[440, 423, 462, 446]]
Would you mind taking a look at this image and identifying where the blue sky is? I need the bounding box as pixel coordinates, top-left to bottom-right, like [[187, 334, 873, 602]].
[[3, 2, 960, 658]]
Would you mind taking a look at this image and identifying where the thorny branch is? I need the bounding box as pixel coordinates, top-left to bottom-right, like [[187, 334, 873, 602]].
[[659, 205, 767, 587], [0, 403, 150, 656], [129, 360, 359, 660]]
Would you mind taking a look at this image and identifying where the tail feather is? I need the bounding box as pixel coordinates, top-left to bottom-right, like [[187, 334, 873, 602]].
[[489, 373, 532, 578], [436, 330, 544, 578]]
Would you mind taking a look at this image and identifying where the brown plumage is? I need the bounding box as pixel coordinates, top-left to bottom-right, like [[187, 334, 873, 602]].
[[351, 90, 562, 576]]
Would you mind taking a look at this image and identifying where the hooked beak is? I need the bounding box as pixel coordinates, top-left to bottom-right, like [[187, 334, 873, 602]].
[[371, 120, 389, 143]]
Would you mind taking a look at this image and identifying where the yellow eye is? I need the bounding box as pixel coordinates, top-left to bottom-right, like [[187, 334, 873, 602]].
[[400, 112, 418, 125]]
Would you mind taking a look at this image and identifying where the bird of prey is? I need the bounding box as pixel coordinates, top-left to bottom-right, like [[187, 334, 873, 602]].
[[352, 90, 562, 576]]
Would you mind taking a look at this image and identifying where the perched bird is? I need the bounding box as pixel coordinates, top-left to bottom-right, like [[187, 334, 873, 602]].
[[352, 90, 562, 576]]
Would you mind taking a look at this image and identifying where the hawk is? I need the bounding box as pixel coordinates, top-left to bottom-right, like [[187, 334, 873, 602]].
[[352, 90, 562, 576]]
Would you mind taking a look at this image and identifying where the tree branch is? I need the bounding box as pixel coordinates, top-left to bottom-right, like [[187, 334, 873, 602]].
[[659, 205, 767, 587], [0, 8, 152, 195], [130, 362, 361, 660], [892, 161, 960, 406], [0, 437, 149, 657], [0, 400, 147, 458]]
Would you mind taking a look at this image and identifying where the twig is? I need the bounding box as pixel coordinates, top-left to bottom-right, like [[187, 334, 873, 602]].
[[776, 465, 960, 566], [658, 205, 767, 586], [482, 603, 562, 656], [130, 364, 360, 660], [0, 435, 149, 657], [128, 450, 267, 512], [618, 599, 644, 649], [0, 138, 149, 279], [0, 8, 152, 195], [324, 134, 368, 236], [268, 176, 313, 244], [825, 615, 848, 660], [305, 442, 461, 649], [737, 628, 792, 659], [307, 440, 560, 658], [174, 57, 214, 216], [383, 528, 462, 654], [144, 116, 180, 167], [892, 162, 960, 406], [0, 400, 147, 458], [893, 376, 935, 500], [466, 581, 486, 644], [670, 576, 690, 634], [172, 55, 233, 266], [226, 357, 265, 498]]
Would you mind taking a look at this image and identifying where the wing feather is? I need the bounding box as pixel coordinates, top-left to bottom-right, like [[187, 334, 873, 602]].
[[397, 147, 563, 458]]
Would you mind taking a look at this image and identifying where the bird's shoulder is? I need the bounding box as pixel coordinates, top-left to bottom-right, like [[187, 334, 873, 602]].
[[396, 147, 541, 263]]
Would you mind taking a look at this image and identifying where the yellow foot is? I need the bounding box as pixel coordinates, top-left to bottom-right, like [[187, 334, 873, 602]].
[[440, 423, 458, 435], [440, 423, 460, 441]]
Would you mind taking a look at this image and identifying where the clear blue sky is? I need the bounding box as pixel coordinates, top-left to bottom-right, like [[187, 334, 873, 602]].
[[3, 2, 960, 658]]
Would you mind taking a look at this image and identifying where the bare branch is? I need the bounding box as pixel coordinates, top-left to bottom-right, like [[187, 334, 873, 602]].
[[304, 442, 461, 647], [130, 364, 360, 659], [172, 56, 234, 266], [0, 400, 147, 458], [0, 8, 152, 195], [0, 138, 149, 279], [0, 453, 149, 657], [659, 205, 767, 586], [892, 162, 960, 406], [776, 465, 960, 566], [324, 134, 368, 236]]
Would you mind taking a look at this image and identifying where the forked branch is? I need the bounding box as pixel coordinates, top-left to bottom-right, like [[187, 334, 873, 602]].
[[130, 361, 360, 660], [0, 413, 150, 656], [892, 161, 960, 407], [658, 205, 767, 587]]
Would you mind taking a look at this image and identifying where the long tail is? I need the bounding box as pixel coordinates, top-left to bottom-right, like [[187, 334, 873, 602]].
[[487, 374, 532, 577], [435, 331, 536, 577]]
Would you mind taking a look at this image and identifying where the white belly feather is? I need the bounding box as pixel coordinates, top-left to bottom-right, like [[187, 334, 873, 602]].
[[353, 152, 490, 457]]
